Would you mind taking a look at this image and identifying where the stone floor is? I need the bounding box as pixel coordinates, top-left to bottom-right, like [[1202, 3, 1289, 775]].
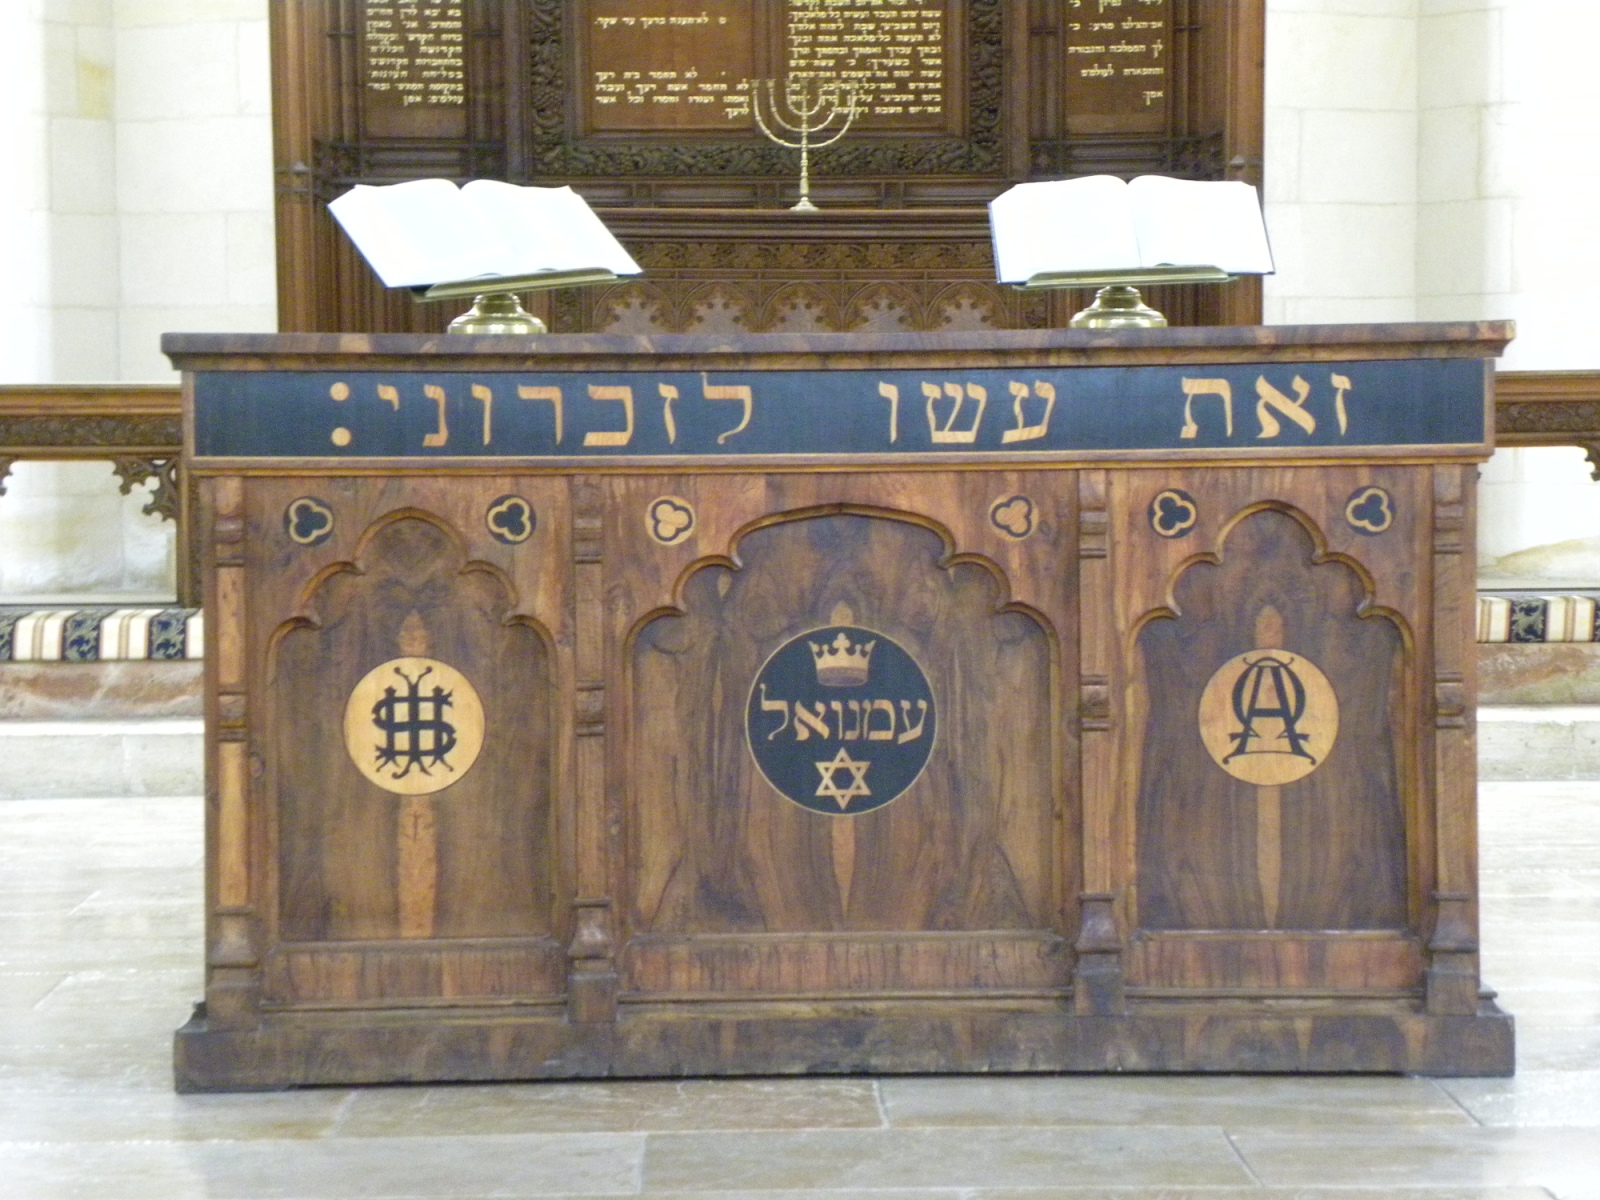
[[0, 783, 1596, 1199]]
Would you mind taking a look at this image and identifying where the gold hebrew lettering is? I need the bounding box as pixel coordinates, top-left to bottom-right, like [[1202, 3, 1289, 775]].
[[834, 700, 865, 742], [925, 382, 987, 444], [794, 702, 831, 741], [518, 386, 563, 444], [1255, 375, 1317, 439], [1180, 378, 1233, 439], [865, 700, 896, 741], [702, 375, 752, 446], [897, 699, 929, 743], [1002, 380, 1057, 444], [471, 384, 492, 445], [584, 385, 635, 447], [377, 383, 401, 410], [878, 382, 900, 443], [759, 683, 790, 740], [1331, 373, 1353, 436], [422, 384, 449, 447], [659, 383, 679, 444]]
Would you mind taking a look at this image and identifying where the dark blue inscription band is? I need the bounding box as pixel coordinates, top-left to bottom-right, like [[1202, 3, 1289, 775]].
[[192, 358, 1486, 460]]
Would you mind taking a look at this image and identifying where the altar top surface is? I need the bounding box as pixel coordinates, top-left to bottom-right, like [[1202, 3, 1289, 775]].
[[164, 322, 1513, 373]]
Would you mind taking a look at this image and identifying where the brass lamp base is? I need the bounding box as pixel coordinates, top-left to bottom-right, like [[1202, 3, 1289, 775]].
[[447, 292, 547, 336], [1069, 285, 1168, 330]]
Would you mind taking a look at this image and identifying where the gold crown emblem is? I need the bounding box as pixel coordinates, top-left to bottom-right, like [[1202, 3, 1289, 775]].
[[809, 630, 875, 687]]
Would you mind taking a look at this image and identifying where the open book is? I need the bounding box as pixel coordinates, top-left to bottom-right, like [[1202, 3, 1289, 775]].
[[989, 175, 1274, 286], [328, 179, 642, 291]]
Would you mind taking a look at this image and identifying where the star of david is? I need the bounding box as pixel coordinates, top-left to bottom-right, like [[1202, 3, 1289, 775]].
[[815, 747, 872, 811]]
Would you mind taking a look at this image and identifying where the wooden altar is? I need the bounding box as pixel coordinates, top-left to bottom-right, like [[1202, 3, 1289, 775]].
[[170, 322, 1514, 1089]]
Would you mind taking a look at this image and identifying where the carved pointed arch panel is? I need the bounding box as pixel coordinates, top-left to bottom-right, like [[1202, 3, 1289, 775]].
[[265, 508, 560, 1004], [1133, 505, 1410, 935], [623, 510, 1063, 998]]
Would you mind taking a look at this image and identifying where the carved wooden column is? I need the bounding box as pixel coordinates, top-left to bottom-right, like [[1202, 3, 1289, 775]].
[[1427, 464, 1482, 1016], [204, 476, 260, 1030], [1074, 468, 1125, 1015], [566, 474, 618, 1024]]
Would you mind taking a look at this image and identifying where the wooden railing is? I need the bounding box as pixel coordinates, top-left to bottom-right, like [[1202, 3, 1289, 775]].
[[1493, 371, 1600, 476], [2, 371, 1598, 611], [0, 385, 193, 604]]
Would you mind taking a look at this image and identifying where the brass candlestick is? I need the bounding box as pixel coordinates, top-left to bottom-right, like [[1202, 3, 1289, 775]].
[[749, 77, 859, 212]]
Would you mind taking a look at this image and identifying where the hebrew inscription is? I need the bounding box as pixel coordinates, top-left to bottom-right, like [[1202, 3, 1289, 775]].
[[1062, 0, 1170, 130], [193, 360, 1488, 459], [363, 2, 466, 107], [584, 0, 952, 133], [787, 0, 947, 126], [587, 0, 753, 131]]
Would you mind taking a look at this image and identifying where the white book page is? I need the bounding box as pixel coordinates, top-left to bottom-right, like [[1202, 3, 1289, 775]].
[[460, 182, 641, 277], [989, 176, 1142, 282], [1127, 176, 1274, 274], [327, 180, 500, 288]]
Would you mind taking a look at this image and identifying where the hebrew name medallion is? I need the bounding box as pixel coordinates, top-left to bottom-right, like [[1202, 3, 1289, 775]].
[[746, 625, 935, 816], [344, 657, 485, 796]]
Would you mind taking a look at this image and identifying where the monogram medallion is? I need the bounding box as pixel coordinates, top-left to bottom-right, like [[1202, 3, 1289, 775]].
[[343, 657, 485, 796], [1198, 648, 1340, 786]]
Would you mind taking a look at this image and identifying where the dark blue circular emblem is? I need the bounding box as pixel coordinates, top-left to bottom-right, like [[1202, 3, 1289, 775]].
[[746, 625, 936, 816]]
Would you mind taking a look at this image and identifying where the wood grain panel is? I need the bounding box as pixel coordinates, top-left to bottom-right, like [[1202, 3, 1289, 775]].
[[628, 513, 1053, 930], [619, 497, 1066, 997], [1126, 932, 1423, 994], [1133, 505, 1410, 935], [269, 510, 554, 946], [239, 476, 571, 1012], [265, 939, 566, 1006], [622, 932, 1064, 998]]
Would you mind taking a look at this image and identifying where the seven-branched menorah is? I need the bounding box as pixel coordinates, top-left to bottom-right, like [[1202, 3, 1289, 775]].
[[748, 76, 860, 212]]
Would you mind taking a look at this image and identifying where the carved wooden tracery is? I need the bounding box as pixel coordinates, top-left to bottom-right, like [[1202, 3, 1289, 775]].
[[271, 1, 1265, 335]]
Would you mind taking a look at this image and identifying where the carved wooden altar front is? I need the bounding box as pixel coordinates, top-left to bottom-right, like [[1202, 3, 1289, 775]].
[[169, 323, 1513, 1088]]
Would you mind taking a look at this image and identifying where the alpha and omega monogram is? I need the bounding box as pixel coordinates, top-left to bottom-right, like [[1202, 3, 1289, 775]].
[[747, 625, 936, 816], [344, 657, 485, 796], [1198, 648, 1340, 786]]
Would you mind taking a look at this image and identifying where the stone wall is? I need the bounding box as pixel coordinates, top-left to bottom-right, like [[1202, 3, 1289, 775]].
[[0, 0, 275, 600], [1264, 0, 1600, 583]]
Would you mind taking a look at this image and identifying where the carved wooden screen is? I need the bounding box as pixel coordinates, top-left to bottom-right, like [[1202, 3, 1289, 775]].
[[270, 1, 1264, 334]]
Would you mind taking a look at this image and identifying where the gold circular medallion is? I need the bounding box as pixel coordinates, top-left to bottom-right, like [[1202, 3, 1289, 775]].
[[1198, 648, 1339, 785], [343, 657, 485, 796]]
